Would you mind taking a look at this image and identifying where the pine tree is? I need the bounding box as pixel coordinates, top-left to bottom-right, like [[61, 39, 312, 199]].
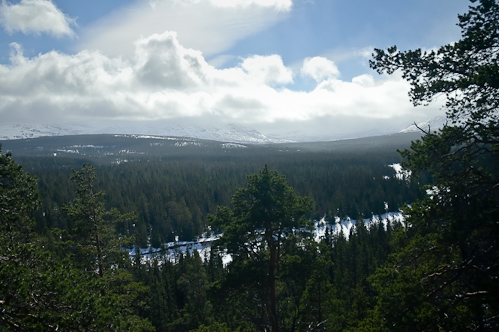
[[209, 165, 312, 332], [367, 0, 499, 329]]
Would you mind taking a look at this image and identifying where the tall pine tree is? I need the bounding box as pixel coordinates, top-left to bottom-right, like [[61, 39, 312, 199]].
[[209, 165, 312, 332]]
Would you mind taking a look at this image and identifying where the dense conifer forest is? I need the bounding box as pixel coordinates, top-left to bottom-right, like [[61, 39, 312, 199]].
[[1, 144, 416, 331], [8, 133, 424, 246]]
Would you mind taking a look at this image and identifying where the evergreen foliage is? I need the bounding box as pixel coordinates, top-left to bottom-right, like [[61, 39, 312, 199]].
[[367, 0, 499, 329], [58, 164, 154, 331], [19, 148, 422, 246], [0, 152, 153, 331], [209, 166, 313, 332], [0, 146, 407, 331]]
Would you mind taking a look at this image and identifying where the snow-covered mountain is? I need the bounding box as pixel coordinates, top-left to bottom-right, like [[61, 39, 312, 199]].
[[0, 124, 86, 140], [0, 123, 286, 143], [400, 116, 447, 133], [1, 116, 445, 143]]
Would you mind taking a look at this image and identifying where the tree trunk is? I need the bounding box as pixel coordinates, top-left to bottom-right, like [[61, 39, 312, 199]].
[[267, 227, 279, 332]]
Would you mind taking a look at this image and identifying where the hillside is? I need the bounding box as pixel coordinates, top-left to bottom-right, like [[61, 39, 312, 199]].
[[1, 131, 426, 245], [0, 132, 423, 164]]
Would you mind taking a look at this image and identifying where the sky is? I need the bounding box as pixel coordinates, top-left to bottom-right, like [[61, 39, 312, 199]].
[[0, 0, 471, 139]]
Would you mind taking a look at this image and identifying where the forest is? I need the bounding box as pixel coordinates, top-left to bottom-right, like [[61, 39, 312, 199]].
[[8, 133, 424, 246], [0, 146, 421, 332], [1, 0, 499, 331]]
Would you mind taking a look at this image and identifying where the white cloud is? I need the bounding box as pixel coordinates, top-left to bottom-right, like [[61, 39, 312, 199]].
[[301, 57, 340, 82], [241, 54, 293, 85], [351, 74, 374, 87], [0, 0, 75, 37], [0, 33, 443, 138], [133, 31, 209, 89], [77, 0, 290, 59], [210, 0, 292, 11]]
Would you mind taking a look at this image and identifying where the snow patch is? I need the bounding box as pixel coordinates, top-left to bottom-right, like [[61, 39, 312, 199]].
[[389, 163, 411, 181], [130, 212, 405, 264]]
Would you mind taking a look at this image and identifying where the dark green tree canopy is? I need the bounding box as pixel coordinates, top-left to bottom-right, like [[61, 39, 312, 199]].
[[63, 164, 137, 277], [209, 165, 313, 332], [0, 158, 153, 331], [0, 146, 39, 236], [210, 165, 312, 261], [370, 0, 499, 127], [368, 1, 499, 330]]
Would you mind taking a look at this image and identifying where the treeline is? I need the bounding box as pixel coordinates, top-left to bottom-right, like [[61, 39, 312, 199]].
[[17, 149, 424, 246]]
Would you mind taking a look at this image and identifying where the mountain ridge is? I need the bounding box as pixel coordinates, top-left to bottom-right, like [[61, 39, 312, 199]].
[[0, 117, 443, 143]]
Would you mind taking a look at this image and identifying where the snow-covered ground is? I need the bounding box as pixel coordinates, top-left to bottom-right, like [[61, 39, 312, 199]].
[[312, 211, 405, 242], [129, 211, 405, 264], [128, 233, 225, 264]]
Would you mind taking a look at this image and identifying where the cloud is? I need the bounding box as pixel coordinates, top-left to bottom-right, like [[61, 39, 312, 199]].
[[0, 33, 443, 138], [133, 31, 209, 89], [241, 54, 293, 85], [77, 0, 291, 59], [301, 56, 340, 81], [209, 0, 292, 11], [0, 0, 75, 37]]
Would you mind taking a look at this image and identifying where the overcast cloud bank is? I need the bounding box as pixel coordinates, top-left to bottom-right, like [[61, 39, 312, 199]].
[[0, 0, 446, 140]]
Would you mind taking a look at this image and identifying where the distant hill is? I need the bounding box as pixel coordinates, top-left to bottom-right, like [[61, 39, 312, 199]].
[[0, 123, 284, 143], [0, 132, 423, 164], [0, 118, 436, 143]]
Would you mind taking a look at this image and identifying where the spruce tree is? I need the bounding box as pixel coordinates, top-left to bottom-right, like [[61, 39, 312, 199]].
[[61, 164, 154, 331]]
